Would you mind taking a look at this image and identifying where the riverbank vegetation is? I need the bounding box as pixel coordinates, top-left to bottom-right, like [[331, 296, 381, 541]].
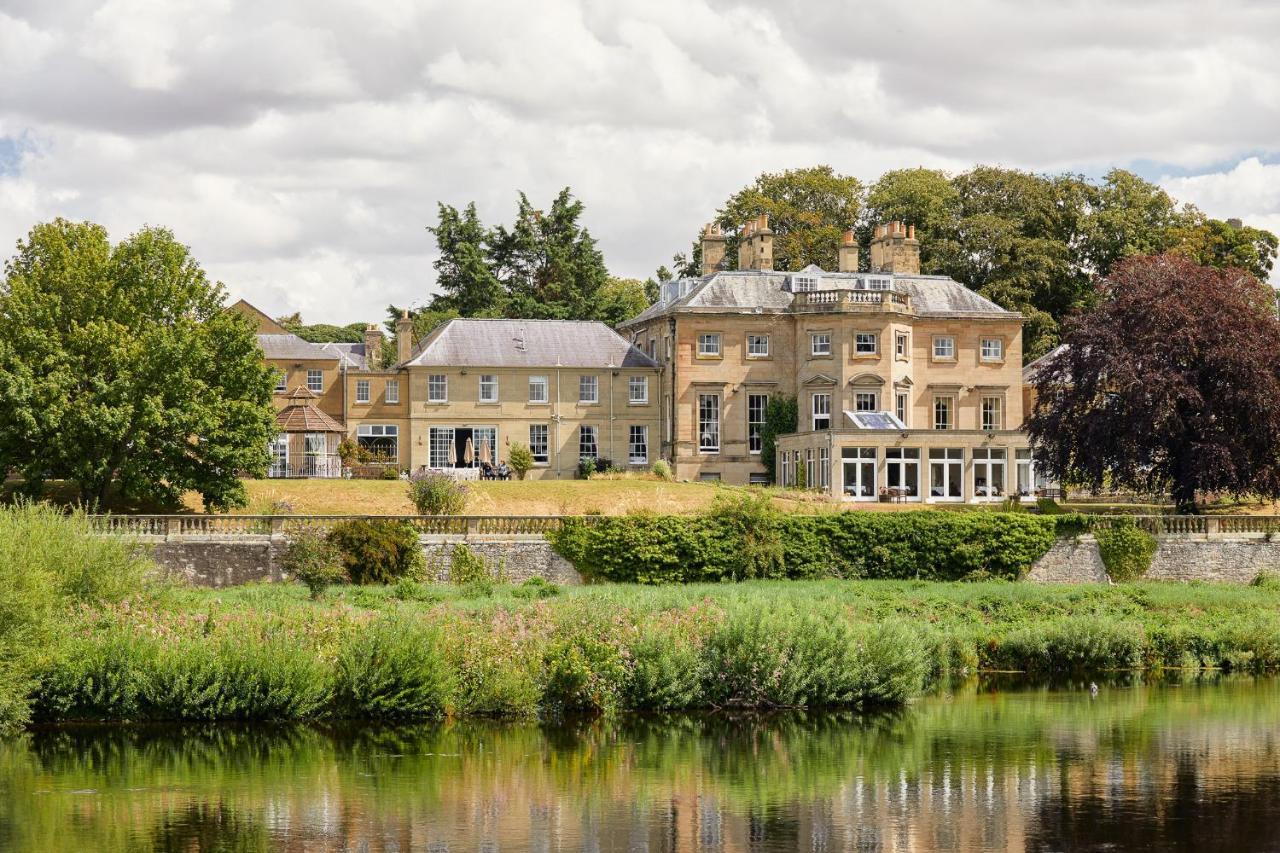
[[4, 503, 1280, 730]]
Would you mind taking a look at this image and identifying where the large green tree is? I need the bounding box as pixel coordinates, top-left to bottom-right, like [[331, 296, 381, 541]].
[[689, 165, 1277, 363], [425, 188, 613, 323], [0, 219, 278, 510]]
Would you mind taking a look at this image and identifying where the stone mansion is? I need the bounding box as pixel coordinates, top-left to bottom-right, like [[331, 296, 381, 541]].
[[243, 216, 1047, 502]]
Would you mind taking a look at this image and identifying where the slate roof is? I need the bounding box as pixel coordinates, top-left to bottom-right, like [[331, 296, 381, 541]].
[[621, 269, 1016, 327], [1023, 344, 1068, 383], [257, 333, 339, 361], [325, 342, 368, 369], [404, 318, 659, 369]]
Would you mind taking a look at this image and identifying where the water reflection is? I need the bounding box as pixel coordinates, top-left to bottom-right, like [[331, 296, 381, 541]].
[[1, 676, 1279, 851]]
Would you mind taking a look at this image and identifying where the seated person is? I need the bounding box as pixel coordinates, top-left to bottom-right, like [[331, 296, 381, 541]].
[[496, 461, 511, 480]]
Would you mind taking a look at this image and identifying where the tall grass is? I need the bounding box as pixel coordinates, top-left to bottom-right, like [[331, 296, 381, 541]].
[[0, 502, 149, 730]]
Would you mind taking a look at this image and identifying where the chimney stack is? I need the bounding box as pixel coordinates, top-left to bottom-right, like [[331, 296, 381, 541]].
[[838, 228, 859, 273], [363, 324, 384, 370], [395, 310, 414, 364], [1227, 217, 1243, 229], [700, 223, 727, 276], [736, 214, 774, 271], [869, 220, 921, 275]]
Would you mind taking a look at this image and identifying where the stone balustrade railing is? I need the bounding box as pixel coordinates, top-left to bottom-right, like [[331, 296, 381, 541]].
[[1083, 515, 1280, 536], [89, 514, 602, 540]]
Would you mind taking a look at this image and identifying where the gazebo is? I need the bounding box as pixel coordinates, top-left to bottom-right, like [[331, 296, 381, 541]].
[[270, 387, 345, 477]]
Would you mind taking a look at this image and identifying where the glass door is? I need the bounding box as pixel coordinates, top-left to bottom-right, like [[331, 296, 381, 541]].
[[886, 448, 920, 499], [928, 448, 964, 502], [973, 448, 1007, 500], [841, 447, 877, 500]]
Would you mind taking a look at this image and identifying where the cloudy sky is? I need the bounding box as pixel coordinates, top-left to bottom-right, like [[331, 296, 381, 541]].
[[2, 0, 1278, 323]]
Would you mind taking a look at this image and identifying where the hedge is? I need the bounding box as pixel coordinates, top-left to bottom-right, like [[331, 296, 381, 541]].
[[551, 507, 1060, 584]]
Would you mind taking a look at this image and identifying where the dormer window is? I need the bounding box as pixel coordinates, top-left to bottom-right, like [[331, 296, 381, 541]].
[[790, 274, 821, 292]]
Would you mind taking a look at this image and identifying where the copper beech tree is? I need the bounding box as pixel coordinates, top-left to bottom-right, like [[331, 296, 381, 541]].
[[1027, 254, 1280, 512]]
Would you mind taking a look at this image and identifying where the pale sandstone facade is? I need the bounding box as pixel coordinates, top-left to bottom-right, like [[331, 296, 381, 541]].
[[620, 219, 1045, 502], [232, 301, 659, 479]]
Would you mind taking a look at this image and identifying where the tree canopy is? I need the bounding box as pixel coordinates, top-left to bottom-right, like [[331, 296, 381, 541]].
[[275, 312, 365, 344], [1026, 254, 1280, 512], [0, 219, 278, 510], [679, 165, 1278, 361], [425, 188, 639, 324]]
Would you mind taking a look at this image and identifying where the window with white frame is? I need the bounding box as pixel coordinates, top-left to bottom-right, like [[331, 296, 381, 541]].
[[981, 396, 1003, 431], [697, 333, 721, 357], [973, 447, 1007, 498], [428, 427, 454, 468], [933, 336, 956, 359], [934, 396, 953, 430], [981, 338, 1003, 361], [929, 447, 964, 500], [579, 425, 599, 460], [842, 447, 877, 498], [427, 375, 447, 402], [356, 424, 398, 462], [855, 332, 877, 355], [855, 392, 877, 412], [628, 425, 648, 464], [528, 375, 549, 403], [895, 392, 908, 425], [628, 375, 648, 403], [1016, 448, 1035, 497], [307, 369, 323, 393], [274, 370, 287, 393], [886, 447, 920, 498], [529, 424, 549, 464], [385, 379, 399, 404], [810, 333, 832, 357], [355, 379, 370, 404], [579, 375, 598, 403], [698, 394, 720, 453], [747, 334, 769, 357], [818, 446, 829, 490], [805, 448, 816, 489], [812, 392, 831, 430], [748, 393, 768, 454], [895, 332, 909, 358], [479, 374, 498, 403]]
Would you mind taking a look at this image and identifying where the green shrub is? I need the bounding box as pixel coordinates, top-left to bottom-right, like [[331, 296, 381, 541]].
[[541, 629, 628, 713], [551, 510, 1059, 584], [0, 503, 150, 731], [1251, 571, 1280, 590], [650, 459, 672, 481], [622, 616, 710, 710], [333, 614, 453, 719], [577, 458, 596, 480], [759, 396, 797, 482], [407, 471, 468, 515], [380, 466, 400, 480], [700, 606, 925, 708], [1095, 519, 1157, 582], [990, 617, 1144, 674], [282, 527, 347, 598], [508, 443, 534, 480], [449, 544, 491, 584], [328, 519, 424, 585], [511, 577, 560, 599]]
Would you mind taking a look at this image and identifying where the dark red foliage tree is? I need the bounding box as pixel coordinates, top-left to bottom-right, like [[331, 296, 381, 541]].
[[1027, 254, 1280, 512]]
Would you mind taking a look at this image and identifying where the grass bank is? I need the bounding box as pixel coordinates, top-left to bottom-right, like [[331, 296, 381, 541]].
[[21, 577, 1280, 727]]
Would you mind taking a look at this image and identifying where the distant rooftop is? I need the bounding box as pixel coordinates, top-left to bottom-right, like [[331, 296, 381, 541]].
[[622, 267, 1016, 327], [404, 318, 659, 369]]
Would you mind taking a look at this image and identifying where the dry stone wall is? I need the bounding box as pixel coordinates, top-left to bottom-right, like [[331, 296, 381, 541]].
[[140, 534, 580, 588], [1027, 534, 1280, 584]]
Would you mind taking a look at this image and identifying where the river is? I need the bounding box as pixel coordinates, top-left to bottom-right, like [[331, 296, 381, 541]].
[[2, 676, 1278, 852]]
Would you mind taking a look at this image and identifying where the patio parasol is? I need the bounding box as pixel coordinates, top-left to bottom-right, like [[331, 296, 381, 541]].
[[464, 436, 475, 466]]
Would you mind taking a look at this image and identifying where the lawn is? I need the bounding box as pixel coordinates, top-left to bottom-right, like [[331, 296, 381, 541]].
[[182, 476, 859, 516]]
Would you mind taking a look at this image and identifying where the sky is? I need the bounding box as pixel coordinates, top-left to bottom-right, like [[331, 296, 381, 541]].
[[1, 0, 1279, 324]]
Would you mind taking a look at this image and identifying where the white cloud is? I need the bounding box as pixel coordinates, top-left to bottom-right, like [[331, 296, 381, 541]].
[[1, 0, 1279, 322]]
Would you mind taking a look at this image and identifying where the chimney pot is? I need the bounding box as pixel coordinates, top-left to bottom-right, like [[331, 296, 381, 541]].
[[907, 224, 916, 240]]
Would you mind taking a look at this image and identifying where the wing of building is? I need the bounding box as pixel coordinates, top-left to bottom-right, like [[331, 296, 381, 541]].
[[232, 301, 660, 479], [618, 218, 1053, 501]]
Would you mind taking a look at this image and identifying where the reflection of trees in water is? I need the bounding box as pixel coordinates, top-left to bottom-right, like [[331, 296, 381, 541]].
[[1031, 769, 1280, 852], [5, 679, 1280, 851], [146, 802, 266, 853]]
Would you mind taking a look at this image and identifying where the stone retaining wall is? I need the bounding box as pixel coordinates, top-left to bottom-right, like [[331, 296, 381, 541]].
[[420, 538, 582, 585], [1027, 534, 1280, 584], [141, 535, 579, 588]]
